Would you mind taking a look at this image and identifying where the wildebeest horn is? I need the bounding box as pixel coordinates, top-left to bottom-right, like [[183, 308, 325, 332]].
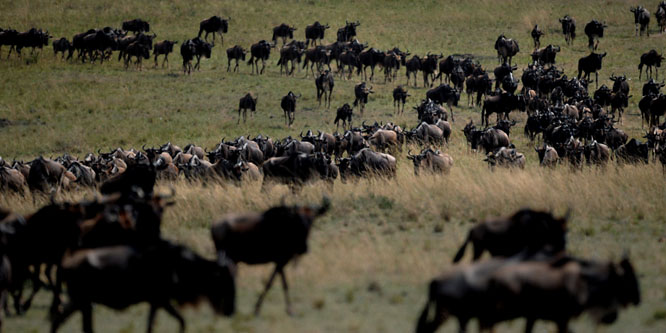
[[142, 144, 147, 151], [97, 148, 102, 154]]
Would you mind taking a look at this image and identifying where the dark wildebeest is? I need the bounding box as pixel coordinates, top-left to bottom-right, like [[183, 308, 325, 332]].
[[226, 45, 246, 72], [116, 32, 155, 63], [648, 94, 666, 127], [248, 40, 274, 75], [211, 198, 329, 315], [584, 20, 606, 51], [123, 42, 150, 70], [198, 16, 230, 45], [416, 255, 640, 333], [27, 157, 75, 194], [535, 144, 560, 167], [466, 73, 493, 107], [276, 44, 304, 76], [453, 209, 569, 262], [152, 40, 177, 68], [578, 52, 607, 88], [180, 38, 212, 74], [393, 85, 409, 114], [610, 73, 630, 95], [302, 46, 332, 77], [122, 19, 150, 34], [353, 82, 373, 115], [559, 15, 577, 46], [238, 93, 258, 124], [305, 21, 329, 47], [52, 37, 73, 59], [531, 25, 544, 49], [50, 241, 236, 333], [338, 148, 397, 181], [334, 103, 353, 130], [426, 84, 460, 122], [272, 23, 297, 46], [281, 91, 301, 127], [494, 34, 519, 64], [422, 53, 442, 87], [405, 55, 422, 87], [616, 138, 649, 164], [0, 28, 19, 58], [493, 62, 517, 90], [406, 148, 454, 175], [359, 48, 385, 81], [631, 6, 650, 37], [642, 78, 664, 96], [336, 21, 360, 42], [315, 70, 334, 108], [531, 44, 560, 67], [638, 49, 664, 80], [658, 2, 666, 33], [436, 55, 458, 84]]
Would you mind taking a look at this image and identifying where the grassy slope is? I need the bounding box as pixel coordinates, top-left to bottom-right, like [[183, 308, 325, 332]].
[[1, 0, 666, 332]]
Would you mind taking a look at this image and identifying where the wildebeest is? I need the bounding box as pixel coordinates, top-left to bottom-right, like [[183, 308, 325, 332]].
[[338, 148, 396, 180], [122, 19, 150, 34], [315, 70, 334, 108], [281, 91, 300, 127], [198, 16, 230, 45], [481, 93, 525, 126], [535, 144, 559, 167], [559, 15, 577, 46], [152, 40, 177, 68], [405, 55, 422, 87], [494, 34, 519, 64], [305, 21, 329, 47], [116, 32, 155, 62], [616, 138, 649, 164], [0, 165, 26, 194], [630, 6, 650, 37], [211, 197, 329, 315], [238, 93, 258, 124], [123, 41, 150, 70], [303, 46, 332, 77], [658, 2, 666, 33], [248, 40, 274, 75], [334, 103, 353, 130], [426, 84, 460, 122], [180, 38, 212, 74], [406, 148, 453, 175], [27, 157, 75, 194], [51, 241, 236, 332], [276, 44, 304, 76], [368, 128, 401, 153], [531, 25, 544, 49], [638, 49, 664, 80], [584, 140, 612, 166], [393, 85, 409, 114], [531, 44, 560, 67], [578, 52, 607, 88], [359, 48, 385, 81], [225, 45, 246, 72], [584, 20, 606, 50], [485, 146, 526, 169], [353, 82, 373, 114], [272, 23, 297, 46], [453, 208, 568, 262], [336, 21, 360, 42], [52, 37, 73, 59]]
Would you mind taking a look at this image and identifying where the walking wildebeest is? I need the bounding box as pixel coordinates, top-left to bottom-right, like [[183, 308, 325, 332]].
[[658, 2, 666, 33], [211, 198, 329, 315], [281, 91, 300, 127], [276, 44, 304, 76], [315, 70, 334, 108], [584, 20, 606, 50], [123, 41, 150, 70], [559, 15, 577, 45], [353, 82, 373, 115], [578, 52, 607, 88], [494, 34, 519, 64], [122, 19, 150, 34], [198, 16, 230, 45], [638, 49, 664, 80], [52, 37, 73, 60], [272, 23, 297, 46], [393, 85, 409, 114], [248, 40, 274, 75], [336, 21, 360, 42], [225, 45, 246, 72], [422, 53, 442, 87], [631, 6, 650, 37], [531, 25, 544, 49], [238, 93, 258, 124], [334, 103, 353, 130], [152, 40, 177, 68], [359, 47, 385, 81], [305, 21, 329, 47], [180, 38, 212, 74]]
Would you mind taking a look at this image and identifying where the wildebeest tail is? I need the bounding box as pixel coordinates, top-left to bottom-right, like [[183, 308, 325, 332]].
[[415, 282, 448, 333], [452, 232, 472, 262], [638, 62, 643, 71], [277, 56, 283, 66]]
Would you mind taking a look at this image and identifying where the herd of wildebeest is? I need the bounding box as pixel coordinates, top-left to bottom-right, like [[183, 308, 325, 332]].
[[0, 3, 665, 333]]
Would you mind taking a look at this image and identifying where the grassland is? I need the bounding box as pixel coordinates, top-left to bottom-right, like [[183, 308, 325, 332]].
[[1, 0, 666, 332]]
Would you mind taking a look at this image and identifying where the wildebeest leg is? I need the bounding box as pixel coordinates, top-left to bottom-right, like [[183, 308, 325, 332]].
[[415, 299, 447, 333], [20, 268, 43, 312], [238, 108, 242, 124], [154, 54, 159, 68], [49, 300, 79, 333], [49, 266, 63, 319], [524, 318, 536, 333], [471, 239, 484, 261], [595, 71, 598, 89], [162, 302, 186, 333], [555, 319, 568, 333], [457, 317, 470, 333], [254, 265, 280, 316], [164, 55, 169, 68], [277, 267, 293, 315], [261, 58, 266, 75], [81, 302, 93, 333]]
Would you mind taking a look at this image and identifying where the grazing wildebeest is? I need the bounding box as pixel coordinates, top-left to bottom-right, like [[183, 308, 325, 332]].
[[52, 37, 73, 59], [315, 70, 334, 108], [122, 19, 150, 34], [238, 93, 258, 124], [393, 85, 409, 114], [281, 91, 300, 127], [494, 34, 519, 64], [657, 2, 666, 33], [426, 84, 460, 122], [630, 6, 650, 37], [406, 148, 453, 175], [198, 16, 230, 45], [485, 147, 526, 169], [248, 40, 274, 75], [51, 241, 236, 333], [152, 40, 177, 68], [272, 23, 297, 46], [353, 82, 373, 115], [305, 21, 329, 47], [531, 25, 544, 49], [584, 20, 606, 50], [336, 21, 360, 42], [211, 198, 329, 315], [334, 103, 353, 130], [559, 15, 577, 46], [578, 52, 607, 88], [452, 208, 568, 262], [276, 44, 304, 76], [638, 49, 664, 80], [225, 45, 246, 72]]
